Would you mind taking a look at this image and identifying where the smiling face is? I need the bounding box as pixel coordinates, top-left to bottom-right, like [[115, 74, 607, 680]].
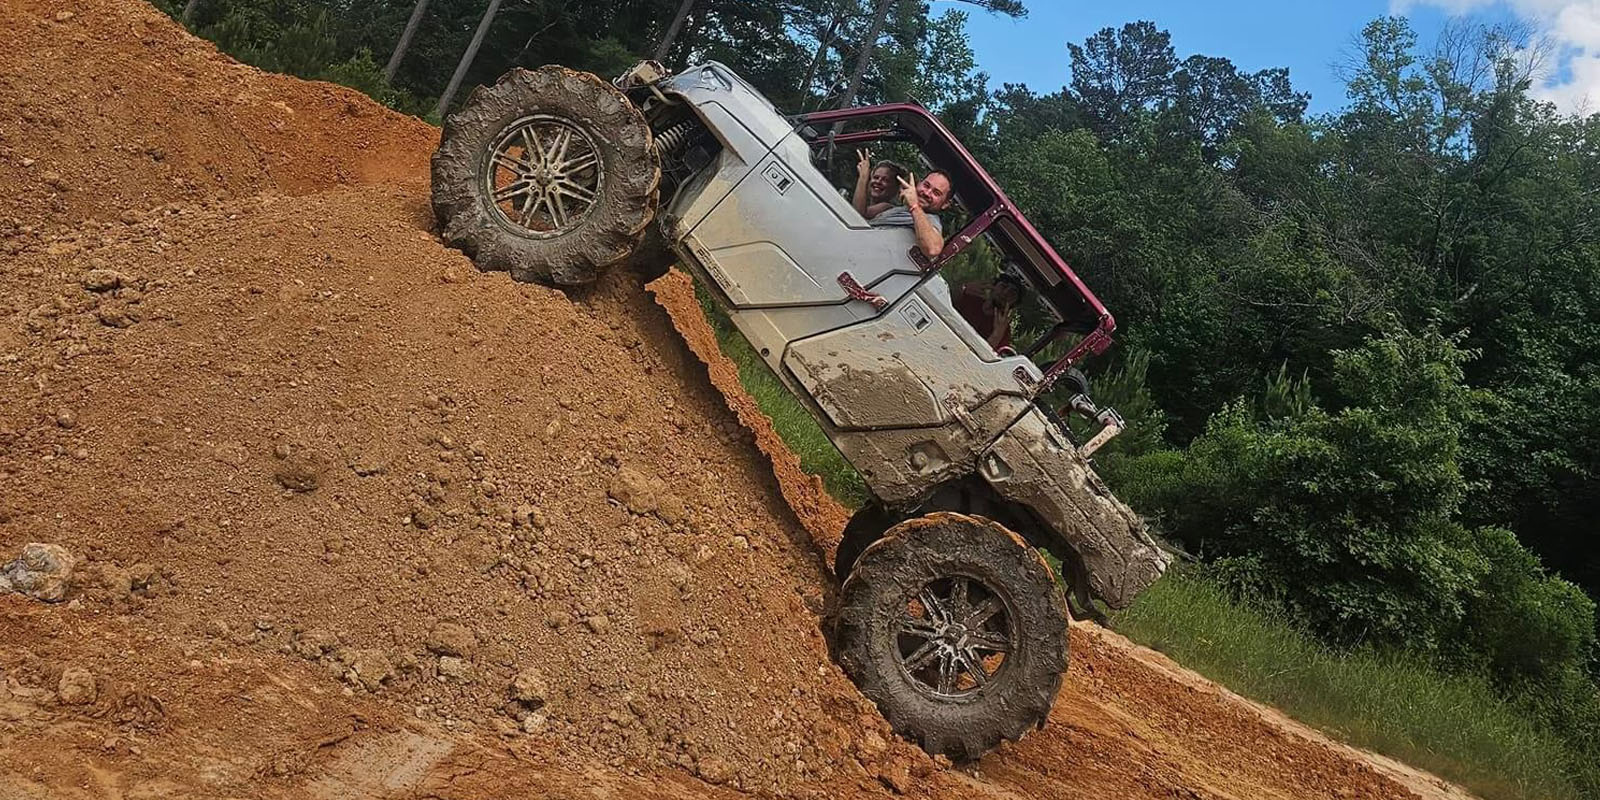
[[868, 165, 898, 203], [915, 172, 953, 212]]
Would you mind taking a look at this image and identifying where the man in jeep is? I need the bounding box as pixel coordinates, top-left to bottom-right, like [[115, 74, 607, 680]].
[[868, 169, 952, 258]]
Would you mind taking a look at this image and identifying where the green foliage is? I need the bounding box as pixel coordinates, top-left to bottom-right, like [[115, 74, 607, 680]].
[[319, 49, 423, 113], [1462, 526, 1597, 684], [1119, 325, 1598, 719]]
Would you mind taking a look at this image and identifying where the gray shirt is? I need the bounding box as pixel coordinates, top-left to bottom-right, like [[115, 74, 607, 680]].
[[869, 205, 942, 233]]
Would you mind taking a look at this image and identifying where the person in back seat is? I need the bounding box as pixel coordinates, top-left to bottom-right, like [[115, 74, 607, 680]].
[[954, 274, 1023, 352], [869, 169, 953, 259]]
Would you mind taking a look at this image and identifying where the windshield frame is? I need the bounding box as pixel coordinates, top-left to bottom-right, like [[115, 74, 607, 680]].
[[798, 103, 1117, 383]]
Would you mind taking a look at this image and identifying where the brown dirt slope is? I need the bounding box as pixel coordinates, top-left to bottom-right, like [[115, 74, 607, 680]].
[[0, 0, 436, 234], [0, 2, 1474, 799]]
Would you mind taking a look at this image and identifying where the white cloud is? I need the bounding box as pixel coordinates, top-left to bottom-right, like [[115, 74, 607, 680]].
[[1396, 0, 1600, 113]]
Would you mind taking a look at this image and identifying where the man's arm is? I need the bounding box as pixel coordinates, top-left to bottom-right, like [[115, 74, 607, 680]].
[[864, 201, 893, 218], [909, 205, 944, 258], [898, 173, 944, 258]]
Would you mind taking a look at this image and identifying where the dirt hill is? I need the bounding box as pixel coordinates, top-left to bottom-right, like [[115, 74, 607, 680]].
[[0, 2, 1475, 799]]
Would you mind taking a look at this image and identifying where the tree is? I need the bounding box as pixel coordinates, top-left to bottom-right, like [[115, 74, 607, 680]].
[[653, 0, 696, 61], [1168, 55, 1307, 160], [836, 0, 893, 111], [1068, 21, 1177, 135], [383, 0, 432, 83], [181, 0, 202, 25], [435, 0, 503, 118], [838, 0, 1024, 110]]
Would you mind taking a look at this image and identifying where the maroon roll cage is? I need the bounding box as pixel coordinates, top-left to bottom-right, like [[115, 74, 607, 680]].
[[798, 104, 1116, 386]]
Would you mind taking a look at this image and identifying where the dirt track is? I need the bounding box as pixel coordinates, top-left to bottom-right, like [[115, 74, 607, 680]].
[[1, 2, 1476, 798]]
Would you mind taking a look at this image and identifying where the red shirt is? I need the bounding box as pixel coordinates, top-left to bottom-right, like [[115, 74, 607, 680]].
[[954, 284, 1011, 349]]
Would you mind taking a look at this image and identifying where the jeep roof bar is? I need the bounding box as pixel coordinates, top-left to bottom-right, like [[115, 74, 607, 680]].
[[801, 103, 1117, 375]]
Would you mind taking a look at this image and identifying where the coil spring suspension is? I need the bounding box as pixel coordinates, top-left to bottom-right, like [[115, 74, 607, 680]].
[[654, 120, 697, 158]]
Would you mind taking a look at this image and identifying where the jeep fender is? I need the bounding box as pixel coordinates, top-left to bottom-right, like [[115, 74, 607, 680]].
[[976, 409, 1169, 609]]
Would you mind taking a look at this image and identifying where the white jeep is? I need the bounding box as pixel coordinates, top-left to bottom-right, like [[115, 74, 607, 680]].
[[430, 60, 1169, 761]]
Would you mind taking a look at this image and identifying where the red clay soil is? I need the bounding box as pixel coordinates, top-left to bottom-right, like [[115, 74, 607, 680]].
[[0, 2, 1476, 799], [0, 0, 437, 235]]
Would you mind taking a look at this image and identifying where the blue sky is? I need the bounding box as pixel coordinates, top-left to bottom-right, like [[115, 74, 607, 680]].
[[932, 0, 1593, 115]]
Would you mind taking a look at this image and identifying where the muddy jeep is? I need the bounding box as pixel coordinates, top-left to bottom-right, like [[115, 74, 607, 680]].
[[431, 61, 1170, 761]]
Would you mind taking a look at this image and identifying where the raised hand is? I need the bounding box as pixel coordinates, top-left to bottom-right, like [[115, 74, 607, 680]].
[[898, 172, 918, 208], [857, 149, 872, 180]]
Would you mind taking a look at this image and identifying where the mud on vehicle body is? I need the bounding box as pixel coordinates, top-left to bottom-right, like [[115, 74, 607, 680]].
[[431, 60, 1170, 761]]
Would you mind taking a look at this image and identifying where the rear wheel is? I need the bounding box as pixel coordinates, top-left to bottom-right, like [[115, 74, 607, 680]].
[[430, 66, 660, 287], [834, 512, 1067, 761], [834, 501, 898, 581]]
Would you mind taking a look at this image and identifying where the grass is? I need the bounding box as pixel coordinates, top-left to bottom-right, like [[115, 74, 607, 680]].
[[1115, 569, 1582, 800], [687, 280, 1582, 800]]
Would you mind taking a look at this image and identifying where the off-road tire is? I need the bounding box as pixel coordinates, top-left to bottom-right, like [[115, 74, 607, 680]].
[[834, 512, 1067, 761], [834, 501, 898, 581], [631, 221, 675, 282], [431, 66, 660, 287]]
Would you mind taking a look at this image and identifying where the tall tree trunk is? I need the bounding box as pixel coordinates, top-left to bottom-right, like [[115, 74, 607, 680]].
[[666, 2, 708, 65], [800, 10, 845, 103], [383, 0, 431, 83], [838, 0, 893, 110], [435, 0, 503, 119], [180, 0, 202, 25], [652, 0, 696, 62]]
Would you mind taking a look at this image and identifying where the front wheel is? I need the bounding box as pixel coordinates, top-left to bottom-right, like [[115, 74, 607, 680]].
[[833, 512, 1067, 761], [430, 66, 660, 287]]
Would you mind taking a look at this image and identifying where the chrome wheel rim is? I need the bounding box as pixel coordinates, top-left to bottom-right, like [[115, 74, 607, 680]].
[[484, 115, 603, 238], [895, 574, 1016, 699]]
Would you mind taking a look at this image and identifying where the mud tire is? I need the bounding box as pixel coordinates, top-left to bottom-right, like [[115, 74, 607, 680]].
[[834, 501, 898, 581], [834, 512, 1067, 761], [631, 221, 675, 282], [430, 66, 660, 287]]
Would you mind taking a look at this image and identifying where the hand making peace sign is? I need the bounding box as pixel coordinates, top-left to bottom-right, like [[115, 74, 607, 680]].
[[898, 171, 919, 209]]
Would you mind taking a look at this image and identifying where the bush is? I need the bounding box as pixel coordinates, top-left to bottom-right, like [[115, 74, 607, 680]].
[[1462, 526, 1597, 684], [318, 49, 425, 114], [1119, 327, 1598, 673]]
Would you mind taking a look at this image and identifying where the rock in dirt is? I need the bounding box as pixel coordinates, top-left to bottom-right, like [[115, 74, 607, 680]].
[[696, 755, 734, 785], [411, 506, 440, 529], [292, 628, 339, 660], [95, 302, 142, 328], [343, 649, 394, 692], [436, 656, 471, 682], [425, 621, 476, 657], [509, 668, 547, 708], [608, 467, 659, 514], [81, 269, 129, 292], [56, 667, 97, 705], [0, 543, 77, 602], [877, 761, 913, 795], [272, 451, 326, 492]]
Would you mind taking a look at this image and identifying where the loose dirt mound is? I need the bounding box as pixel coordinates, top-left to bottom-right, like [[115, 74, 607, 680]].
[[0, 3, 1474, 799], [0, 0, 436, 234]]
